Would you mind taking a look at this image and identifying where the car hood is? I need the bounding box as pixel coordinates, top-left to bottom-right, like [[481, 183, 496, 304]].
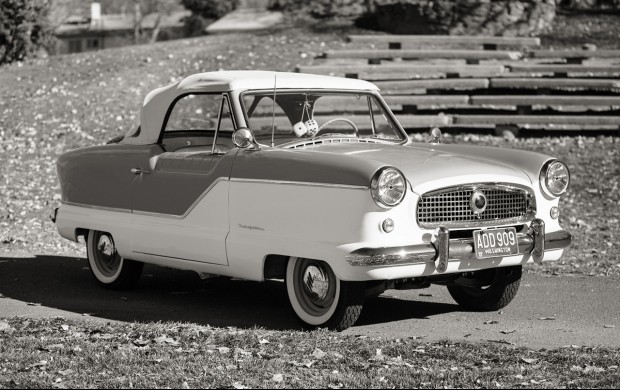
[[307, 142, 552, 195]]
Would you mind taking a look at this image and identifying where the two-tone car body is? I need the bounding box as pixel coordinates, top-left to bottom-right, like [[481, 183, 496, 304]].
[[54, 71, 572, 329]]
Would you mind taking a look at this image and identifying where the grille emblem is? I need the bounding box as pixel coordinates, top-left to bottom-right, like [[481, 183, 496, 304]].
[[470, 191, 487, 215]]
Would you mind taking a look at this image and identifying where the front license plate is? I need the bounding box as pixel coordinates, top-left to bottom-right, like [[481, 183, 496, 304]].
[[473, 227, 519, 259]]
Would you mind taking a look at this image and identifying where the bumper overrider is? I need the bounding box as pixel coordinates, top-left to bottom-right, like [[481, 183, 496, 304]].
[[346, 219, 572, 271]]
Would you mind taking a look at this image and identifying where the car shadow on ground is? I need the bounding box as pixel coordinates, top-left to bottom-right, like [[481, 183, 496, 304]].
[[0, 255, 461, 330]]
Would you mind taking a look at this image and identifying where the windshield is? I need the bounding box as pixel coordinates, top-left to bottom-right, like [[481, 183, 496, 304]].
[[241, 91, 406, 147]]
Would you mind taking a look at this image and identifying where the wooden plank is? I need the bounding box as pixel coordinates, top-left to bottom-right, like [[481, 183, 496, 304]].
[[325, 49, 523, 61], [376, 79, 490, 94], [490, 78, 620, 91], [438, 123, 620, 131], [530, 50, 620, 59], [297, 64, 506, 79], [249, 114, 452, 130], [384, 95, 470, 106], [509, 64, 620, 76], [348, 35, 541, 47], [453, 115, 620, 126], [471, 95, 620, 107]]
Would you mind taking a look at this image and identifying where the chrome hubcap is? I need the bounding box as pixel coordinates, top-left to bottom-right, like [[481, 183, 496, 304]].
[[97, 235, 115, 257], [303, 265, 330, 302], [92, 232, 121, 277], [292, 258, 337, 318]]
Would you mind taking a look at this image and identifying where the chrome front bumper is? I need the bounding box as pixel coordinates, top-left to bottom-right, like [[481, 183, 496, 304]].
[[346, 219, 572, 269]]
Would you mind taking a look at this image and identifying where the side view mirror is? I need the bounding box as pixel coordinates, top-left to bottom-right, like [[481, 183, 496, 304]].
[[429, 127, 442, 144], [232, 128, 260, 150]]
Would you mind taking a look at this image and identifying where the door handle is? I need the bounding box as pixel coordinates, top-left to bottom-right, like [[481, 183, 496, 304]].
[[130, 168, 151, 175]]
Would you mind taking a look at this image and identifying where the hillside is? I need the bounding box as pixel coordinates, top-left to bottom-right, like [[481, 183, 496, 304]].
[[0, 19, 619, 277]]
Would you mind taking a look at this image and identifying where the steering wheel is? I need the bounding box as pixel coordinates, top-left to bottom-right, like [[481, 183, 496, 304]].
[[315, 118, 359, 137]]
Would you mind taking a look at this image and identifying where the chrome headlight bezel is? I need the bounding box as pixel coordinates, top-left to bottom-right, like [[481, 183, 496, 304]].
[[540, 160, 570, 197], [371, 167, 407, 208]]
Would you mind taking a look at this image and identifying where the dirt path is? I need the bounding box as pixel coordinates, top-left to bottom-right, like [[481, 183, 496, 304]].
[[1, 253, 618, 349]]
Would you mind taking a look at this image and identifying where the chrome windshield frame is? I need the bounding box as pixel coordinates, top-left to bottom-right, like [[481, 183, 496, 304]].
[[237, 89, 409, 148]]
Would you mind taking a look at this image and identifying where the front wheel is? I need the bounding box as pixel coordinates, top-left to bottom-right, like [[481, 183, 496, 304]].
[[447, 265, 522, 311], [87, 230, 143, 290], [286, 257, 365, 331]]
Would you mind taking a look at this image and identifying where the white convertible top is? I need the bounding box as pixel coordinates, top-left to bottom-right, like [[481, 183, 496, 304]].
[[123, 71, 379, 145]]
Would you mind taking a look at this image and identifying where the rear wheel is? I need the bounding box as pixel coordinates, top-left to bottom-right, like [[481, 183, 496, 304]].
[[286, 257, 365, 331], [87, 230, 143, 290], [447, 266, 522, 311]]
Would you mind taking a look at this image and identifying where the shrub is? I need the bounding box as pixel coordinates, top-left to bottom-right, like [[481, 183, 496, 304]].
[[560, 0, 620, 9], [373, 0, 556, 36], [181, 0, 238, 19], [0, 0, 56, 65], [268, 0, 369, 19]]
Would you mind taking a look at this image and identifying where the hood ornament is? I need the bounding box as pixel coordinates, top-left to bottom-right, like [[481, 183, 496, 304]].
[[429, 127, 442, 144]]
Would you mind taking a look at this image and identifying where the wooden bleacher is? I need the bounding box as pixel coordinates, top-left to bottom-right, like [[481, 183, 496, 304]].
[[297, 35, 620, 135]]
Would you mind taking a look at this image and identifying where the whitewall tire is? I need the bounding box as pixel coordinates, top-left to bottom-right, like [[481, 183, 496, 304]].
[[87, 230, 143, 290], [286, 257, 365, 330]]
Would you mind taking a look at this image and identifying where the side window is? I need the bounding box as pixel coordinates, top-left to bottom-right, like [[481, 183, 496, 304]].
[[162, 94, 235, 153], [165, 94, 233, 133]]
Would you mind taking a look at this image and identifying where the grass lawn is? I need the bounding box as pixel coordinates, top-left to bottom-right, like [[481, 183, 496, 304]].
[[0, 317, 619, 389]]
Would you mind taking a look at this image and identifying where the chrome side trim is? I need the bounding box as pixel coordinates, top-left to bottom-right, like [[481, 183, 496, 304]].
[[132, 251, 227, 267], [230, 177, 369, 191], [61, 201, 132, 214], [346, 227, 572, 267]]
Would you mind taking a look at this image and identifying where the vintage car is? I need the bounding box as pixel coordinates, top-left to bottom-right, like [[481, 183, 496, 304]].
[[53, 71, 572, 330]]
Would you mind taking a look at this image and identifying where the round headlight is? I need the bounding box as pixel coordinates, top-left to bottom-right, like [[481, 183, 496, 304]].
[[371, 167, 406, 208], [540, 160, 570, 197]]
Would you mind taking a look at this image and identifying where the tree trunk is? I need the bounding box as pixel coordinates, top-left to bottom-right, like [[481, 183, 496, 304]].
[[134, 2, 142, 44], [150, 13, 161, 44]]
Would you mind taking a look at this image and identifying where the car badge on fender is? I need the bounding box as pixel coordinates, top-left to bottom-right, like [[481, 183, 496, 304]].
[[470, 190, 488, 216]]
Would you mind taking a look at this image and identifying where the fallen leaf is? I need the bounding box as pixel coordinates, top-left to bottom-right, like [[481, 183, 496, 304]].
[[331, 352, 344, 360], [487, 339, 515, 345], [28, 360, 48, 369], [303, 360, 316, 368], [259, 338, 270, 344], [61, 325, 69, 331], [181, 382, 190, 389], [58, 369, 74, 376], [232, 382, 249, 389], [133, 338, 150, 347], [603, 325, 615, 329], [218, 347, 231, 354], [272, 374, 284, 383], [312, 348, 327, 359], [484, 320, 499, 325], [500, 330, 516, 334], [521, 357, 538, 365], [584, 365, 605, 373], [42, 344, 64, 351], [0, 321, 13, 332], [538, 317, 556, 321]]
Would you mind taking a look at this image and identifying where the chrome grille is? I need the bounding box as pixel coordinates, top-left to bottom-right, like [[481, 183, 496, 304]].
[[417, 184, 534, 229]]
